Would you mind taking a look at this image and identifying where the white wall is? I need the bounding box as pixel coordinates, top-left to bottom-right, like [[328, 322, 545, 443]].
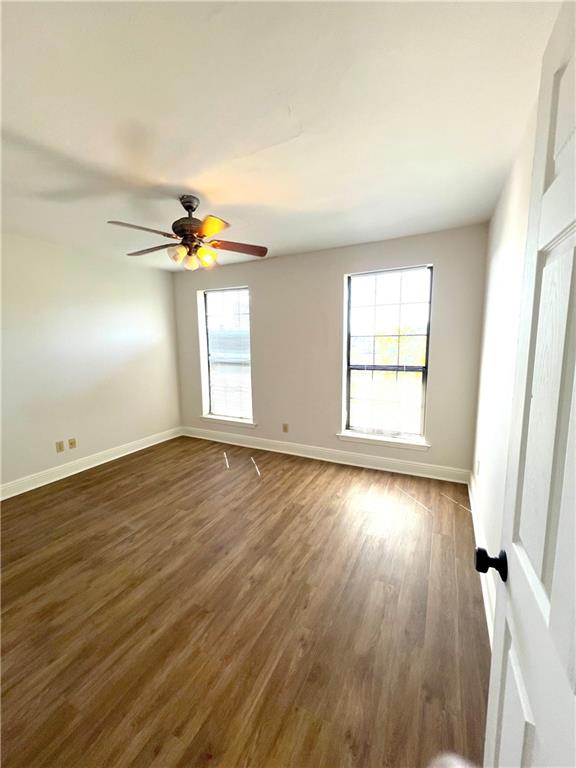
[[1, 233, 181, 487], [174, 224, 487, 479], [470, 112, 537, 640]]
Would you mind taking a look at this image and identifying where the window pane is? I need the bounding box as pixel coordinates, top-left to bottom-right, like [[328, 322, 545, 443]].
[[400, 303, 429, 335], [375, 336, 399, 365], [396, 371, 423, 433], [209, 362, 252, 420], [401, 268, 430, 303], [350, 336, 374, 365], [350, 306, 375, 336], [349, 371, 423, 435], [375, 305, 400, 335], [350, 369, 372, 398], [350, 370, 397, 400], [205, 288, 252, 420], [349, 398, 372, 432], [371, 400, 401, 432], [346, 268, 431, 437], [372, 370, 398, 399], [206, 288, 249, 317], [399, 335, 427, 366], [235, 289, 250, 314], [376, 271, 401, 304], [205, 290, 226, 316], [207, 325, 250, 361], [350, 274, 375, 306]]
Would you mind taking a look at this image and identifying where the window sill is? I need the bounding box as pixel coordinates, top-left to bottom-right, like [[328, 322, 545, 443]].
[[200, 414, 257, 429], [336, 430, 430, 451]]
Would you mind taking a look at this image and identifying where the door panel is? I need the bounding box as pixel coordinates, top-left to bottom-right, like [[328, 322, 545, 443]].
[[498, 644, 534, 767], [518, 244, 575, 577], [507, 541, 574, 766], [540, 40, 574, 250], [548, 372, 575, 690], [551, 55, 574, 181]]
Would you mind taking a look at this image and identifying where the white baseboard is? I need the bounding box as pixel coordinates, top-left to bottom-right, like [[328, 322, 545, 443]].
[[0, 427, 184, 501], [1, 424, 470, 501], [182, 426, 470, 484], [468, 474, 496, 647]]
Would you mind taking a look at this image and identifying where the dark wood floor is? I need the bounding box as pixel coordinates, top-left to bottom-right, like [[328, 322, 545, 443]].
[[2, 437, 490, 768]]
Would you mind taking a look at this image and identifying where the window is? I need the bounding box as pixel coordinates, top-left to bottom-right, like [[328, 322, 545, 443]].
[[345, 266, 432, 438], [202, 287, 253, 421]]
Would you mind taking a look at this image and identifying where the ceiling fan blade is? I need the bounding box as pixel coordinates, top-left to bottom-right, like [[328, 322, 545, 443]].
[[199, 215, 229, 239], [127, 243, 177, 256], [107, 220, 179, 239], [209, 239, 268, 258]]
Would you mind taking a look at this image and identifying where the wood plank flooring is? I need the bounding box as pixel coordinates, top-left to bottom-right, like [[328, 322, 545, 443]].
[[1, 437, 490, 768]]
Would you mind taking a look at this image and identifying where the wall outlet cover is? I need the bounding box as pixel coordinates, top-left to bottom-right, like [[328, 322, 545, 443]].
[[282, 423, 289, 433], [55, 440, 65, 453], [68, 438, 77, 449]]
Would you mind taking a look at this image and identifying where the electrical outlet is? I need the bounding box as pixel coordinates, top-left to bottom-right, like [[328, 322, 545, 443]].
[[282, 423, 289, 433], [68, 438, 77, 449], [475, 460, 481, 475], [55, 440, 65, 454]]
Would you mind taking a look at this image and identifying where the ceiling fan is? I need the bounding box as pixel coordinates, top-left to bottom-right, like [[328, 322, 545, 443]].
[[107, 195, 268, 270]]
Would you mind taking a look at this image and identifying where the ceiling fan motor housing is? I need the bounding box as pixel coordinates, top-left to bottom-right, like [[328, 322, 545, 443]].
[[171, 216, 202, 240]]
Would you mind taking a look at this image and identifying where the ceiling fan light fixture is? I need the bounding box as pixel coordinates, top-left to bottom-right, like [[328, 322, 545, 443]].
[[167, 244, 188, 263], [197, 246, 217, 268], [184, 254, 201, 271]]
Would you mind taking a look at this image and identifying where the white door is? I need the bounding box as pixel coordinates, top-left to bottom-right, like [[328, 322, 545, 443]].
[[483, 3, 575, 767]]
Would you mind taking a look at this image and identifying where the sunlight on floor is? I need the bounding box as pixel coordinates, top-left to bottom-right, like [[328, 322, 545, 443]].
[[349, 487, 420, 538]]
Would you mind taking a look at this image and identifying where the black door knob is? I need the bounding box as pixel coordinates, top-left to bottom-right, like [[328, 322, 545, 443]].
[[475, 547, 508, 583]]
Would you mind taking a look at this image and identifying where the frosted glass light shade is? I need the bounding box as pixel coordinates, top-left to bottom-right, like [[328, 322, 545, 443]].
[[184, 254, 201, 271], [197, 246, 217, 267], [168, 245, 187, 263]]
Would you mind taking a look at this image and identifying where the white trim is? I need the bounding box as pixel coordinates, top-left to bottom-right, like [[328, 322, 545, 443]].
[[0, 428, 183, 501], [468, 474, 496, 647], [0, 422, 470, 499], [336, 430, 430, 451], [200, 414, 257, 428], [182, 426, 469, 483]]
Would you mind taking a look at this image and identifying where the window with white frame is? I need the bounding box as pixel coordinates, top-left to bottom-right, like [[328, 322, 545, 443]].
[[345, 266, 432, 438], [202, 287, 253, 421]]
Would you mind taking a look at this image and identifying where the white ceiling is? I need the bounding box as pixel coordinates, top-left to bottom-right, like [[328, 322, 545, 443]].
[[2, 2, 558, 269]]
